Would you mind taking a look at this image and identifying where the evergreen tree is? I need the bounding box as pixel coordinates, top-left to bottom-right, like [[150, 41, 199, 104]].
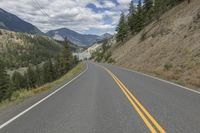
[[116, 12, 128, 42], [26, 65, 36, 88], [0, 60, 10, 100], [35, 65, 43, 86], [154, 0, 168, 19], [54, 55, 62, 78], [129, 0, 135, 15], [144, 0, 153, 12], [128, 0, 137, 34], [11, 71, 25, 90], [23, 72, 28, 89], [59, 39, 73, 73], [143, 0, 153, 23], [135, 0, 144, 32], [48, 59, 55, 80], [115, 0, 185, 40], [53, 59, 61, 79], [42, 59, 54, 83], [72, 56, 79, 66]]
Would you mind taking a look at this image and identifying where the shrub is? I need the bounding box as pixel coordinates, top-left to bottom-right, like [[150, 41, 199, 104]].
[[107, 58, 116, 63], [164, 63, 173, 70]]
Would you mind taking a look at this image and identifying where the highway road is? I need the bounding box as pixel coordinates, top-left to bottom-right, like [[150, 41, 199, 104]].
[[0, 61, 200, 133]]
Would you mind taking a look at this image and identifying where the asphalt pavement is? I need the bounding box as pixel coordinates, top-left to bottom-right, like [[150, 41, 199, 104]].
[[0, 61, 199, 133]]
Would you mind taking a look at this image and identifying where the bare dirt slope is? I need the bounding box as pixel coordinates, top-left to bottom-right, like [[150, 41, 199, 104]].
[[112, 0, 200, 89]]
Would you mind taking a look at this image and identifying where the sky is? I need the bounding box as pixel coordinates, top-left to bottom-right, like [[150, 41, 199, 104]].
[[0, 0, 138, 35]]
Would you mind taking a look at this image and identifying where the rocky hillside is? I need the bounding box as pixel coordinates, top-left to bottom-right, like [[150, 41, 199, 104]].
[[0, 29, 62, 68], [111, 0, 200, 89]]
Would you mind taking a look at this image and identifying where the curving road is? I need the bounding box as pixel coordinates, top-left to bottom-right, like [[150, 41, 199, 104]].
[[0, 61, 200, 133]]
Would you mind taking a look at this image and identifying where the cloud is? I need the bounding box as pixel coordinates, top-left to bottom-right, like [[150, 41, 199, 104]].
[[117, 0, 131, 5], [0, 0, 131, 35]]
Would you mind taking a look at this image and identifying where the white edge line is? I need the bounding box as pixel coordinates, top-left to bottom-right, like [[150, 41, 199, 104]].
[[113, 64, 200, 95], [0, 63, 88, 130], [92, 61, 200, 95]]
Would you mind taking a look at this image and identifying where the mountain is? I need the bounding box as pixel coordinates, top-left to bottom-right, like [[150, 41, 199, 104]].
[[46, 28, 99, 46], [98, 33, 112, 40], [0, 8, 42, 34], [46, 28, 111, 46]]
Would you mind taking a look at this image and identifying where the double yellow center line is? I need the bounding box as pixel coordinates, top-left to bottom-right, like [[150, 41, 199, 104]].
[[102, 66, 166, 133]]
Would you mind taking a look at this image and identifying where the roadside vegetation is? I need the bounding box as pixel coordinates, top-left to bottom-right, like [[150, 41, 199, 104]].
[[92, 0, 186, 64], [0, 63, 84, 106], [90, 39, 115, 63], [90, 0, 200, 90], [0, 32, 80, 104], [110, 0, 200, 89], [116, 0, 185, 43]]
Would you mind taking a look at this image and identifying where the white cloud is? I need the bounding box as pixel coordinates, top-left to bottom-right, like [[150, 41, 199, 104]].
[[103, 1, 116, 8], [0, 0, 130, 35], [117, 0, 131, 5]]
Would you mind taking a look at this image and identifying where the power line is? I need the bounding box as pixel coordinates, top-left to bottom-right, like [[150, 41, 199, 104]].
[[31, 0, 50, 18]]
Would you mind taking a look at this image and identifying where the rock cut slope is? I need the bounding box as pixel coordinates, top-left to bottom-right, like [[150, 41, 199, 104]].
[[111, 0, 200, 89]]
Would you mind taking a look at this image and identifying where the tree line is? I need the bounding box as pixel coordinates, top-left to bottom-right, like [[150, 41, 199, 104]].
[[116, 0, 185, 42], [0, 40, 79, 102]]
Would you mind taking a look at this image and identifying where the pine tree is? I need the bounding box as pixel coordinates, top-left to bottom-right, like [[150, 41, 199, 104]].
[[53, 60, 61, 79], [129, 0, 135, 15], [11, 71, 25, 90], [54, 55, 62, 78], [48, 59, 55, 80], [154, 0, 168, 19], [0, 60, 10, 100], [116, 12, 128, 42], [135, 0, 144, 32], [128, 0, 137, 34], [143, 0, 153, 24], [26, 65, 36, 88], [59, 39, 73, 73], [35, 65, 43, 86], [73, 56, 79, 66], [144, 0, 153, 12], [42, 59, 54, 83]]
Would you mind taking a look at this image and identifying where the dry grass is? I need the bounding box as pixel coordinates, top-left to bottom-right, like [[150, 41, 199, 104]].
[[0, 63, 85, 107], [111, 0, 200, 90]]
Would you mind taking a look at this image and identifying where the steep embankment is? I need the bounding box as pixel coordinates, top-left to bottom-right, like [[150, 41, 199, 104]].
[[112, 0, 200, 89]]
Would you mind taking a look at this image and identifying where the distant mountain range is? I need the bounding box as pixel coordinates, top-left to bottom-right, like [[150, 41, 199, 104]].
[[97, 33, 112, 41], [46, 28, 112, 46], [0, 8, 112, 46], [0, 8, 43, 34]]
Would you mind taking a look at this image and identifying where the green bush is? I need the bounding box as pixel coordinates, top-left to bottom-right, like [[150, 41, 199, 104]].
[[164, 63, 173, 70]]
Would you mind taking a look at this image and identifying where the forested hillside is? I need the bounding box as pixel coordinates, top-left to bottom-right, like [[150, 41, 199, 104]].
[[0, 29, 79, 102], [116, 0, 186, 42], [0, 29, 62, 68]]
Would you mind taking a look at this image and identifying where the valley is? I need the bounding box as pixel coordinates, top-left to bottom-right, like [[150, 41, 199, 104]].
[[0, 1, 200, 133]]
